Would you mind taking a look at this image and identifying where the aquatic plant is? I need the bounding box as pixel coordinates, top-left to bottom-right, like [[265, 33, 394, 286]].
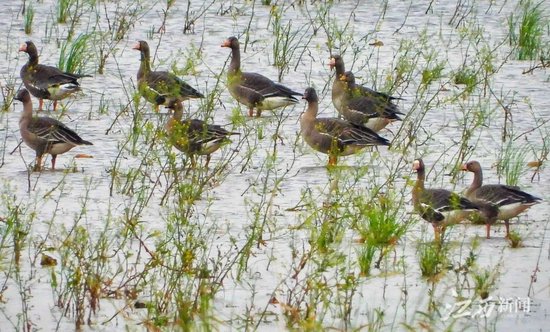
[[496, 140, 528, 187], [508, 0, 548, 60], [23, 4, 34, 35], [92, 1, 151, 74], [57, 0, 72, 24], [357, 245, 377, 276], [507, 230, 523, 248], [312, 1, 358, 53], [58, 33, 93, 75], [421, 60, 445, 87], [473, 267, 498, 299], [0, 1, 548, 331], [0, 80, 15, 113], [183, 0, 216, 34], [269, 5, 313, 81], [352, 193, 409, 273], [452, 66, 477, 95], [418, 242, 448, 280], [156, 0, 175, 34]]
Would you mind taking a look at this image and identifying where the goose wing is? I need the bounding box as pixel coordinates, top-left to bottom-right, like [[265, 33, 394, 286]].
[[28, 117, 89, 145], [346, 95, 402, 120], [147, 71, 204, 99], [314, 118, 389, 146], [476, 184, 542, 206], [422, 189, 478, 212], [242, 72, 300, 98]]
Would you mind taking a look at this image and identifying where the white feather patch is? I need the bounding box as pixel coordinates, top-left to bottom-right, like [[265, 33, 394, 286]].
[[259, 96, 297, 110]]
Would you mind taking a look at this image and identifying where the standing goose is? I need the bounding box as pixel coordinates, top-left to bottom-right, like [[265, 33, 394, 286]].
[[133, 40, 204, 112], [461, 160, 542, 238], [329, 54, 400, 117], [300, 87, 389, 167], [221, 36, 301, 117], [412, 159, 479, 242], [339, 71, 403, 132], [19, 41, 90, 112], [15, 89, 93, 171], [165, 101, 239, 168]]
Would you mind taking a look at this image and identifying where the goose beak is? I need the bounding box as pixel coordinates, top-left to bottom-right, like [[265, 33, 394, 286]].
[[328, 58, 336, 69], [19, 43, 27, 52], [132, 42, 140, 50], [460, 163, 468, 171], [221, 40, 231, 47]]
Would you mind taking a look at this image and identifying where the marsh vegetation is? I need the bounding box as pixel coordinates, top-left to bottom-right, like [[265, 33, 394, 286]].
[[0, 0, 549, 331]]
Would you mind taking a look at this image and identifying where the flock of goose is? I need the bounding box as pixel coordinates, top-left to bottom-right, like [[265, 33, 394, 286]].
[[14, 37, 542, 242]]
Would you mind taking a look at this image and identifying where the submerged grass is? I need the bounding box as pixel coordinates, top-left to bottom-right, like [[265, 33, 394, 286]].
[[270, 5, 313, 81], [1, 0, 548, 331], [58, 33, 93, 75], [0, 80, 15, 113], [473, 268, 499, 299], [352, 192, 409, 274], [497, 140, 529, 186], [508, 0, 548, 60], [507, 230, 524, 248], [23, 4, 34, 35], [452, 66, 477, 95], [418, 242, 448, 280], [57, 0, 72, 24]]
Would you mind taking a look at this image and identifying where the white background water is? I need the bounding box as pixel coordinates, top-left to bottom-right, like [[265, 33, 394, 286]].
[[0, 0, 549, 330]]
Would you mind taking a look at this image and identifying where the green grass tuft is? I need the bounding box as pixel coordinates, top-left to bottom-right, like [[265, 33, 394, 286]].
[[58, 33, 93, 75], [57, 0, 71, 23], [507, 230, 523, 248], [497, 141, 528, 187], [509, 0, 548, 60], [418, 242, 448, 280], [453, 66, 478, 94], [24, 4, 34, 35], [353, 193, 408, 274]]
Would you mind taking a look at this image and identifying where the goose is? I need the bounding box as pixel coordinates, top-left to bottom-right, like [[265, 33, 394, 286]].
[[412, 158, 479, 242], [15, 88, 92, 171], [19, 41, 90, 111], [133, 40, 203, 112], [165, 101, 239, 168], [339, 71, 403, 132], [329, 54, 400, 118], [461, 160, 542, 238], [300, 87, 389, 167], [221, 36, 301, 117]]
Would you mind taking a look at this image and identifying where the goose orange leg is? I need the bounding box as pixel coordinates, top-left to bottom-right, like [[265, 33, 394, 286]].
[[51, 155, 58, 170], [248, 107, 254, 117], [504, 220, 510, 238], [34, 155, 43, 171], [328, 155, 338, 167], [38, 98, 44, 111], [432, 224, 447, 244], [53, 100, 58, 112]]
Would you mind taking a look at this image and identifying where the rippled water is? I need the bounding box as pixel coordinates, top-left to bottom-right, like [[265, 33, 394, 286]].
[[0, 0, 549, 330]]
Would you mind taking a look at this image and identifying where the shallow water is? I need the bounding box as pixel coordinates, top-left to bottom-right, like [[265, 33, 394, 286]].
[[0, 0, 549, 331]]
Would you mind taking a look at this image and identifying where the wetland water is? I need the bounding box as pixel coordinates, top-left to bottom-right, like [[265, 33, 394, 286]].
[[0, 0, 549, 330]]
